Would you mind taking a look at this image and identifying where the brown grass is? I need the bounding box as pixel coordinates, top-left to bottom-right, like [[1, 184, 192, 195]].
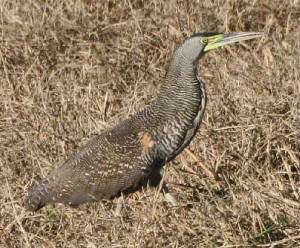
[[1, 0, 300, 247]]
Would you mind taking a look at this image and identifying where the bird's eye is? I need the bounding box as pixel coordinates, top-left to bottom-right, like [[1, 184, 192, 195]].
[[201, 38, 208, 44]]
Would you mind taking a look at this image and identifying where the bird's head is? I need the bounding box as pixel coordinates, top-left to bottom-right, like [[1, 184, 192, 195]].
[[177, 32, 264, 63]]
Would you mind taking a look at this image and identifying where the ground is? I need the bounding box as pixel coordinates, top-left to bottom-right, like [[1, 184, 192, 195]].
[[1, 0, 299, 247]]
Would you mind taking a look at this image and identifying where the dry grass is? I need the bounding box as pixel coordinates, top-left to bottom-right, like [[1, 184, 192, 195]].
[[1, 0, 300, 247]]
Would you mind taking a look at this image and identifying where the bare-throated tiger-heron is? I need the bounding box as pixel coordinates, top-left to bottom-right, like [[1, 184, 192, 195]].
[[25, 32, 263, 212]]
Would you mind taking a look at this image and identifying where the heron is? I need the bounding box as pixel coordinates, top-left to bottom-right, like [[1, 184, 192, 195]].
[[25, 32, 263, 214]]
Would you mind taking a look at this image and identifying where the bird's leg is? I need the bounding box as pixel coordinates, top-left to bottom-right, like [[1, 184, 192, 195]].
[[149, 168, 177, 206], [115, 194, 125, 217]]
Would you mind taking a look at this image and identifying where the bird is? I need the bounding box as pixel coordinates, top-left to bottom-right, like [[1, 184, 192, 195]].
[[25, 32, 263, 212]]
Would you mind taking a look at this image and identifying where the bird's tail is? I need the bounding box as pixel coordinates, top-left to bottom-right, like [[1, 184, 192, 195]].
[[25, 178, 52, 211]]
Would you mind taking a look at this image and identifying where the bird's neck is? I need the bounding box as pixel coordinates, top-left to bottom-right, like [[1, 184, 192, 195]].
[[151, 54, 205, 121]]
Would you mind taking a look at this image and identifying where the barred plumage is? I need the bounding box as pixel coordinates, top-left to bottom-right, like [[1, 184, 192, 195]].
[[25, 32, 263, 211]]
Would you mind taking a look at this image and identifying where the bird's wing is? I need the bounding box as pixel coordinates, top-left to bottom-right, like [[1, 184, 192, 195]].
[[46, 118, 158, 205]]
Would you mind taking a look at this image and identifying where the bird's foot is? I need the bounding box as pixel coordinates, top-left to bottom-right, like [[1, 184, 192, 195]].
[[162, 182, 177, 206], [164, 192, 177, 206]]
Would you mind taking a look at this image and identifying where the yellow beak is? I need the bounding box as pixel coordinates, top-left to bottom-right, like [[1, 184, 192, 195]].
[[203, 32, 264, 52]]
